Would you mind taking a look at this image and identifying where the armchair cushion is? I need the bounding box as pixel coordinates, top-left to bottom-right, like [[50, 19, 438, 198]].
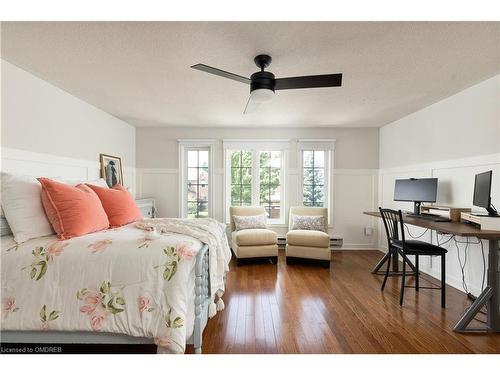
[[232, 228, 278, 247], [286, 229, 330, 248]]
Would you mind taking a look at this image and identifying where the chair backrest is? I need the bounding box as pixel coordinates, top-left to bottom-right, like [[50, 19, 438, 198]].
[[289, 206, 328, 231], [229, 206, 267, 232], [379, 207, 406, 250]]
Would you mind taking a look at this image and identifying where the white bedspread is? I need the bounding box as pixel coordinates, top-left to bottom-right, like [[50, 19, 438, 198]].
[[136, 218, 232, 311], [1, 223, 212, 353]]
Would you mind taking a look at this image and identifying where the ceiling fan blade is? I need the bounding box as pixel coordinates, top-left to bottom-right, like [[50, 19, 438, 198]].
[[274, 73, 342, 90], [243, 96, 262, 114], [191, 64, 250, 84]]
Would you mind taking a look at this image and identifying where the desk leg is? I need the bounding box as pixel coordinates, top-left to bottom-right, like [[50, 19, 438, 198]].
[[453, 239, 499, 333], [487, 239, 499, 332]]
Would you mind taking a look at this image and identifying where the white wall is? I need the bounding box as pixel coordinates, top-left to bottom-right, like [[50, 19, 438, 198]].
[[136, 126, 380, 249], [1, 60, 136, 192], [379, 75, 500, 296], [380, 75, 500, 168]]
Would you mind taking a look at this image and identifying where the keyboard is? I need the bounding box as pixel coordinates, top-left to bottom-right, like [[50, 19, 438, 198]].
[[406, 213, 451, 222]]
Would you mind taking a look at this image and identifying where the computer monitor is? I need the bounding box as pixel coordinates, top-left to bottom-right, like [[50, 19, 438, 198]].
[[394, 178, 438, 215], [473, 170, 498, 216]]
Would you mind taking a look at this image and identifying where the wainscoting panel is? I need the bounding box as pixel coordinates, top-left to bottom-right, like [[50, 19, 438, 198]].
[[333, 169, 378, 249], [1, 148, 136, 197]]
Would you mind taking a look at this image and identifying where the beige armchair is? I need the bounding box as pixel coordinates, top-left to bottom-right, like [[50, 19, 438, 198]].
[[286, 206, 331, 267], [229, 206, 278, 266]]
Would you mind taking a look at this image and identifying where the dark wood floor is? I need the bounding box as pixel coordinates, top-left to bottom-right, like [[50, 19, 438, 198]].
[[193, 250, 500, 354]]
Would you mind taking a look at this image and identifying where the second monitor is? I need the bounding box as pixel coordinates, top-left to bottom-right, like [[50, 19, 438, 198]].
[[394, 178, 438, 215]]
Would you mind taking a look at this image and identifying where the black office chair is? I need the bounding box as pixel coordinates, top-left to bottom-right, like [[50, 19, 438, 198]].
[[379, 207, 447, 308]]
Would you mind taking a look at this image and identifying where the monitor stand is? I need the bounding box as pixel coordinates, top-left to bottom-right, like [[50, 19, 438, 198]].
[[412, 201, 422, 216], [406, 202, 422, 217], [486, 204, 499, 216], [473, 205, 499, 217]]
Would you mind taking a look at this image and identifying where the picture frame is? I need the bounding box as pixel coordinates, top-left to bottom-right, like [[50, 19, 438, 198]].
[[99, 153, 124, 188]]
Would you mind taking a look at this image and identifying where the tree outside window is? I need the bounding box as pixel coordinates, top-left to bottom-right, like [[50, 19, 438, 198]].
[[303, 150, 325, 207]]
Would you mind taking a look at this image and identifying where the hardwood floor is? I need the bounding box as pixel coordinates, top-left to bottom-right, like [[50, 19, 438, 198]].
[[193, 250, 500, 354]]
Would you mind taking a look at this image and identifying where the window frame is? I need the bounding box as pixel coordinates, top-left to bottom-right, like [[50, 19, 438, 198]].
[[223, 139, 289, 225], [297, 139, 336, 225], [178, 140, 215, 219]]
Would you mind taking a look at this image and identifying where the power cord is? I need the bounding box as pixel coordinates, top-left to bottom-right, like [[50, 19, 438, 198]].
[[435, 232, 488, 321], [454, 236, 470, 294], [404, 223, 429, 239], [436, 232, 454, 248], [404, 227, 487, 304], [452, 236, 486, 293]]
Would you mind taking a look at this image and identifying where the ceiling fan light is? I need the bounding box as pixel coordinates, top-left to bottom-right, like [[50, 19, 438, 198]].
[[250, 88, 274, 103]]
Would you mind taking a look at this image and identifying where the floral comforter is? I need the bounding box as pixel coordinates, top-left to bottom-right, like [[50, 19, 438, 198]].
[[0, 223, 208, 353]]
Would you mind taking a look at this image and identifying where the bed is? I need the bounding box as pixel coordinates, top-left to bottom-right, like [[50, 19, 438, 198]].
[[1, 221, 222, 354]]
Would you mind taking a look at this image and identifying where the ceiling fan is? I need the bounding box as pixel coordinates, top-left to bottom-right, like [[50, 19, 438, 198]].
[[191, 54, 342, 113]]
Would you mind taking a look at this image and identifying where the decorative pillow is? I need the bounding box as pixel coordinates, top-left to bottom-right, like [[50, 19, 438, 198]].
[[38, 178, 110, 239], [233, 214, 267, 231], [291, 215, 326, 232], [86, 184, 142, 227], [63, 177, 109, 188], [1, 172, 55, 243]]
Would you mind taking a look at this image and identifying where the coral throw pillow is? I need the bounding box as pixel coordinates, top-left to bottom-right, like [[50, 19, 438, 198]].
[[37, 178, 110, 239], [86, 184, 143, 227]]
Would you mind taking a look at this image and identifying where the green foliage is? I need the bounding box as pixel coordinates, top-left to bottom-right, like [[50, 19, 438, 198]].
[[76, 282, 126, 316], [230, 150, 281, 211], [165, 308, 184, 329], [22, 246, 48, 281], [107, 297, 124, 314], [40, 304, 60, 322], [156, 246, 181, 281], [230, 151, 253, 205]]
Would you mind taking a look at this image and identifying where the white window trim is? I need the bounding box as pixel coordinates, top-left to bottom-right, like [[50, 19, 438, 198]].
[[297, 139, 336, 225], [223, 139, 289, 225], [178, 139, 215, 218]]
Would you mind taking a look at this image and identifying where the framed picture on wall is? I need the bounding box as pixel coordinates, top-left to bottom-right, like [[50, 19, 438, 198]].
[[99, 154, 124, 188]]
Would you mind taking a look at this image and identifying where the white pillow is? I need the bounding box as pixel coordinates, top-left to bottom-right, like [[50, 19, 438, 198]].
[[233, 214, 267, 231], [63, 177, 109, 188], [1, 172, 54, 243]]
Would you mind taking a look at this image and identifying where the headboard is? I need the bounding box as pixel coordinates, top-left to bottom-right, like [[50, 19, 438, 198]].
[[1, 147, 103, 237]]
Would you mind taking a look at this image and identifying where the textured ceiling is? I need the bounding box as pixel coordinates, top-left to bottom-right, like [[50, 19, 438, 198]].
[[2, 22, 499, 128]]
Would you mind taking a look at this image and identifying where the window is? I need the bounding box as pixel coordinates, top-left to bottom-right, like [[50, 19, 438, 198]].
[[302, 150, 325, 207], [298, 139, 335, 223], [186, 149, 209, 218], [225, 141, 287, 224], [179, 140, 214, 219], [230, 150, 252, 206]]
